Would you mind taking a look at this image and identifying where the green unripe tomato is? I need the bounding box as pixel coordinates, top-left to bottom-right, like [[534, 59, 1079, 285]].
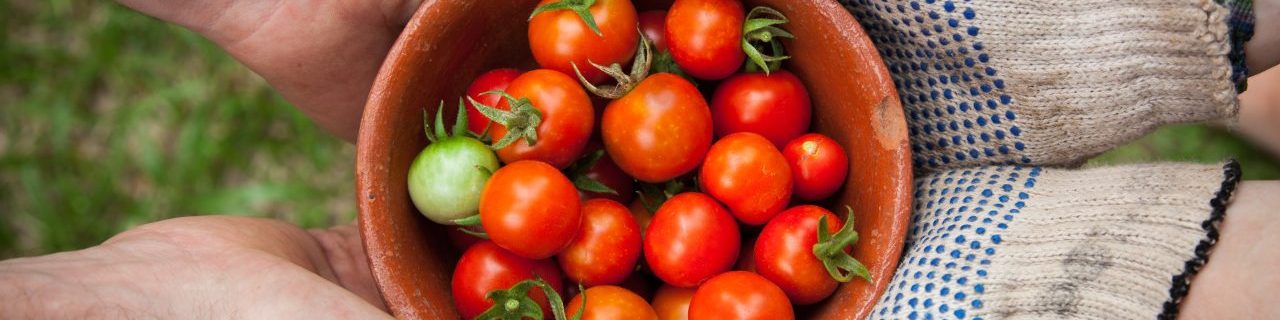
[[407, 136, 499, 224]]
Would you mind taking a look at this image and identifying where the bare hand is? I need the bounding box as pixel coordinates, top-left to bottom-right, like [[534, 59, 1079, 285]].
[[114, 0, 423, 142], [0, 216, 390, 319]]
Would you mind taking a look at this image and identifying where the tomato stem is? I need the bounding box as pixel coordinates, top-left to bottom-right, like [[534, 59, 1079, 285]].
[[424, 99, 489, 143], [474, 278, 583, 320], [813, 206, 872, 283], [530, 0, 603, 36], [571, 30, 652, 99], [475, 277, 573, 320], [468, 92, 544, 150], [742, 6, 793, 74]]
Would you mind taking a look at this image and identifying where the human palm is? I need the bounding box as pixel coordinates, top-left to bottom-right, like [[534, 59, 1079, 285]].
[[0, 216, 391, 318]]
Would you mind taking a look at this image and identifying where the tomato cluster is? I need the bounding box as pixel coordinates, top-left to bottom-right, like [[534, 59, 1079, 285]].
[[405, 1, 871, 319]]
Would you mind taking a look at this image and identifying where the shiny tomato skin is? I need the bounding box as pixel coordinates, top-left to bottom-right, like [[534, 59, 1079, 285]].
[[452, 241, 565, 319], [643, 192, 740, 287], [652, 284, 696, 320], [559, 199, 643, 286], [699, 132, 793, 226], [491, 69, 595, 169], [710, 71, 813, 148], [566, 285, 659, 320], [465, 68, 520, 134], [688, 271, 794, 320], [638, 10, 669, 52], [666, 0, 744, 80], [529, 0, 638, 84], [782, 133, 849, 201], [754, 205, 844, 305], [480, 160, 583, 259], [602, 73, 712, 183]]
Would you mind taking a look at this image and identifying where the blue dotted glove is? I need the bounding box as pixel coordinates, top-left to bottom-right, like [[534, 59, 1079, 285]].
[[839, 0, 1252, 171], [869, 163, 1238, 319], [834, 0, 1256, 319]]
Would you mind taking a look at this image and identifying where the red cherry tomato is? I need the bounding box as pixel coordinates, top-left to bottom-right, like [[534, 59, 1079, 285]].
[[480, 160, 583, 259], [699, 132, 792, 225], [688, 271, 794, 320], [452, 241, 565, 319], [638, 10, 669, 52], [566, 285, 658, 320], [666, 0, 744, 80], [529, 0, 638, 84], [465, 68, 520, 134], [559, 199, 643, 286], [652, 284, 695, 320], [490, 69, 595, 169], [644, 192, 739, 287], [782, 133, 849, 201], [710, 70, 812, 147], [754, 205, 845, 305], [602, 73, 712, 183]]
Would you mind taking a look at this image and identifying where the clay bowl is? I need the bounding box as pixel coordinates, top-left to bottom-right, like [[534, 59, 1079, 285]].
[[356, 0, 911, 318]]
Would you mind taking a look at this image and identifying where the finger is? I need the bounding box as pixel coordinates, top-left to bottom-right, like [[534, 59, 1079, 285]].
[[380, 0, 423, 28]]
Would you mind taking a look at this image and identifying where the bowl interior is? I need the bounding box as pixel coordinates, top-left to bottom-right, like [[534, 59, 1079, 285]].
[[356, 0, 911, 319]]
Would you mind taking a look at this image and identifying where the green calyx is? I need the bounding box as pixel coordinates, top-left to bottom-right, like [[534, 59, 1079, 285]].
[[572, 30, 652, 99], [468, 92, 544, 151], [741, 6, 794, 74], [565, 150, 619, 195], [475, 278, 584, 320], [530, 0, 603, 36], [813, 206, 871, 283], [424, 98, 489, 144], [450, 215, 489, 239]]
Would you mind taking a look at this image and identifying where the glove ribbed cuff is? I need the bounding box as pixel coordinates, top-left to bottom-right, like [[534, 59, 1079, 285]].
[[1218, 0, 1255, 91], [1010, 0, 1241, 167], [983, 161, 1240, 319]]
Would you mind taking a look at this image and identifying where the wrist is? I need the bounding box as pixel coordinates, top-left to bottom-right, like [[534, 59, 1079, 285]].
[[1245, 0, 1280, 74]]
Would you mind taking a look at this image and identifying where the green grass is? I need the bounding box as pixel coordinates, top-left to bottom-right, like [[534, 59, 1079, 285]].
[[0, 1, 354, 258], [1092, 124, 1280, 180], [1, 1, 1276, 258]]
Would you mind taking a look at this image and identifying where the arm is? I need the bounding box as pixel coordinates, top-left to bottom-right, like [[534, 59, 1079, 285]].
[[1182, 181, 1280, 318], [1247, 0, 1280, 74], [113, 0, 421, 142]]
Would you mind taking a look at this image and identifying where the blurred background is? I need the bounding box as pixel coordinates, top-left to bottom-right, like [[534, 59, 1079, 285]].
[[2, 1, 1277, 259]]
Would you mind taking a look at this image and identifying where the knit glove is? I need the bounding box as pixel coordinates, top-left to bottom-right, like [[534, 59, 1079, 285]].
[[868, 162, 1240, 319], [838, 0, 1255, 171]]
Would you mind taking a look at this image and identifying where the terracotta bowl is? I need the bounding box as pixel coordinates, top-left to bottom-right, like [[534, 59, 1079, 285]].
[[356, 0, 911, 318]]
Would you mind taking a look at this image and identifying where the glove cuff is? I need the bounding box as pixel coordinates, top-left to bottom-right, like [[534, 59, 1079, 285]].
[[1219, 0, 1256, 91], [982, 161, 1240, 319], [1159, 160, 1240, 319]]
